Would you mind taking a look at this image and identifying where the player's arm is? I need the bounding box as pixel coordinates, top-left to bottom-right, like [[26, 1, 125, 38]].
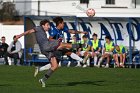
[[97, 41, 102, 52], [16, 29, 35, 39], [110, 43, 115, 52], [49, 36, 55, 40], [86, 45, 91, 52], [68, 30, 88, 34], [97, 47, 101, 53], [110, 47, 114, 52], [91, 46, 94, 53]]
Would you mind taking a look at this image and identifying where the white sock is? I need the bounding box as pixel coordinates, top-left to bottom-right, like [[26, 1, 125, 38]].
[[39, 63, 51, 71], [98, 57, 103, 66], [77, 61, 81, 66], [94, 56, 98, 65], [67, 61, 71, 67], [70, 53, 83, 62], [87, 58, 90, 66]]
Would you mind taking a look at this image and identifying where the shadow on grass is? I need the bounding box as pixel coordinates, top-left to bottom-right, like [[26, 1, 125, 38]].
[[47, 80, 105, 87], [0, 84, 12, 87]]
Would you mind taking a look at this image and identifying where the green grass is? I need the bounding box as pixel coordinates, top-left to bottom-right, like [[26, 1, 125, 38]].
[[0, 65, 140, 93]]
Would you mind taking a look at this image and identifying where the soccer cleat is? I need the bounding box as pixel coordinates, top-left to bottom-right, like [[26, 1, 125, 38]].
[[83, 64, 87, 68], [39, 79, 46, 87], [75, 64, 81, 67], [105, 64, 109, 68], [34, 67, 39, 77]]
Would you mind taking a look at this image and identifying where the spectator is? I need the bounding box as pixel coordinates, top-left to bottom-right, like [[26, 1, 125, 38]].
[[77, 35, 92, 67], [91, 33, 102, 67], [113, 45, 126, 68], [97, 36, 115, 68], [4, 35, 22, 65], [0, 36, 9, 58]]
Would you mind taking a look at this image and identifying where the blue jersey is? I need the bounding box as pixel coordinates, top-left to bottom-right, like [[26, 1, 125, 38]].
[[49, 25, 69, 40]]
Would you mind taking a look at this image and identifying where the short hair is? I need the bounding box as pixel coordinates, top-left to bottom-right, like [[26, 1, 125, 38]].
[[1, 36, 5, 38], [92, 33, 97, 37], [82, 35, 88, 38], [13, 35, 16, 39], [53, 16, 63, 26], [40, 19, 50, 26], [105, 36, 111, 40]]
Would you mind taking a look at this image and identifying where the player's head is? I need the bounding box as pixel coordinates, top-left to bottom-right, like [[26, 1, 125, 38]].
[[115, 45, 120, 51], [105, 36, 111, 43], [53, 16, 64, 29], [13, 35, 18, 42], [72, 35, 77, 41], [82, 35, 88, 42], [92, 33, 97, 40], [1, 36, 6, 43], [40, 19, 50, 31]]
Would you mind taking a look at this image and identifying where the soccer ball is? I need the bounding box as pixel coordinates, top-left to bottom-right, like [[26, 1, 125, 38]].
[[86, 8, 95, 17]]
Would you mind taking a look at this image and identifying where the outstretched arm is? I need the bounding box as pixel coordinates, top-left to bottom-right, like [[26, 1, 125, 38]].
[[68, 30, 88, 34], [16, 29, 35, 39]]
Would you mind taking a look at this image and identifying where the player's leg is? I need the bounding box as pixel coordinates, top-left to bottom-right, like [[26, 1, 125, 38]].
[[93, 53, 98, 66], [113, 54, 119, 67], [39, 57, 58, 87], [62, 49, 83, 66], [122, 53, 126, 67], [57, 42, 79, 50], [83, 52, 91, 67], [97, 54, 106, 67], [119, 54, 123, 67], [105, 54, 110, 68], [34, 50, 62, 77], [34, 63, 51, 77]]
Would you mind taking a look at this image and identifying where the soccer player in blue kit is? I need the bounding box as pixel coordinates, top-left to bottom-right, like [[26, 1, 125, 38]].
[[34, 17, 88, 77]]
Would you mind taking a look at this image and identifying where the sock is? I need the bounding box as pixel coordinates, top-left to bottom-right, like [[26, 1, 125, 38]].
[[83, 54, 90, 64], [70, 53, 83, 62], [98, 57, 103, 66], [39, 64, 51, 71], [42, 68, 54, 82], [67, 61, 71, 67], [87, 58, 90, 66], [77, 61, 81, 66], [94, 56, 98, 65]]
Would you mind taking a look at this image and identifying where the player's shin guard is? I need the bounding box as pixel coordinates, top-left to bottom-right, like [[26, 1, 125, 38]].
[[42, 68, 54, 82]]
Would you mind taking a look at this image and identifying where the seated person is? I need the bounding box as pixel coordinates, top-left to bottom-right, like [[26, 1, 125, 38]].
[[113, 45, 126, 67], [0, 36, 9, 58], [90, 33, 102, 67], [4, 36, 22, 65], [97, 36, 114, 68], [68, 35, 82, 67], [77, 35, 92, 67]]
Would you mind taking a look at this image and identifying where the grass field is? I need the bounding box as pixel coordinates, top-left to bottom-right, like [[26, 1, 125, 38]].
[[0, 65, 140, 93]]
